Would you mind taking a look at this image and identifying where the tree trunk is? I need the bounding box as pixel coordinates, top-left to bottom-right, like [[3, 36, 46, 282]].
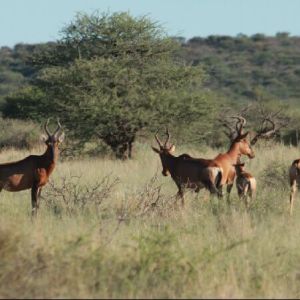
[[115, 143, 129, 160]]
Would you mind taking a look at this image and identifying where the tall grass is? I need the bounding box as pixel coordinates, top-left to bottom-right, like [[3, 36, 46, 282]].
[[0, 118, 40, 150], [0, 142, 300, 298]]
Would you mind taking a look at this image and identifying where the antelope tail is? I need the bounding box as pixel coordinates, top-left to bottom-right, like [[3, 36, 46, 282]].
[[245, 180, 251, 196], [205, 166, 222, 195], [215, 169, 222, 189]]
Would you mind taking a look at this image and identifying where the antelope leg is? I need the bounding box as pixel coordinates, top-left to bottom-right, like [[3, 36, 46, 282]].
[[31, 184, 40, 217], [290, 180, 297, 215]]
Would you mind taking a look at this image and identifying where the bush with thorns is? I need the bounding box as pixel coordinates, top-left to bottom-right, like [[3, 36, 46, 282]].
[[43, 174, 120, 216]]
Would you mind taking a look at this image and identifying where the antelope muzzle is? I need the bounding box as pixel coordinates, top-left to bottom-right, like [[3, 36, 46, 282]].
[[248, 150, 255, 159]]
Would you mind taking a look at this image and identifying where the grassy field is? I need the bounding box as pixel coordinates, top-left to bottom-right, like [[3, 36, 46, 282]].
[[1, 141, 300, 298]]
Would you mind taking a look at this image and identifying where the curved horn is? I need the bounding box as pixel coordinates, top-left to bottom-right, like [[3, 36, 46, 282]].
[[231, 116, 246, 134], [53, 118, 62, 137], [238, 116, 246, 133], [154, 129, 163, 148], [44, 118, 51, 137], [164, 127, 171, 147]]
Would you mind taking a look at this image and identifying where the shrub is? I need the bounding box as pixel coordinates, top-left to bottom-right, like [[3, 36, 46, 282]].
[[43, 174, 120, 217], [117, 174, 176, 221]]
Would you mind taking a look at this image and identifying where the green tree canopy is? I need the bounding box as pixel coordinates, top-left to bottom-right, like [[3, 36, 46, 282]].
[[4, 11, 215, 158]]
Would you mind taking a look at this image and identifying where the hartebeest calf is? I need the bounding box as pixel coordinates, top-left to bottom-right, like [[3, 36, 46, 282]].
[[0, 119, 65, 216], [151, 129, 222, 206], [233, 161, 256, 206]]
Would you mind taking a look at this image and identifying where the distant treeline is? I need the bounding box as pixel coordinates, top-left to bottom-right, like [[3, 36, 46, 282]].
[[1, 32, 300, 107]]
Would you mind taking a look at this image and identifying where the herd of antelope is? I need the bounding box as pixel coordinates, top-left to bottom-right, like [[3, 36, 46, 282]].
[[152, 116, 300, 215], [0, 117, 300, 216]]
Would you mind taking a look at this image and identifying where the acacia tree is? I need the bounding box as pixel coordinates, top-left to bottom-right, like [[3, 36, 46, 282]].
[[4, 12, 214, 159]]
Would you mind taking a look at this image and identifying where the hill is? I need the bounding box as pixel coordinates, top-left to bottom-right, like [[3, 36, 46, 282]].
[[2, 33, 300, 108], [179, 33, 300, 102]]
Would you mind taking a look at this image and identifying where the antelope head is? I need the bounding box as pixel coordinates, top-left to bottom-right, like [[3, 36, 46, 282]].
[[42, 118, 65, 154], [151, 128, 175, 176], [230, 116, 255, 159], [233, 162, 246, 175], [221, 105, 288, 148]]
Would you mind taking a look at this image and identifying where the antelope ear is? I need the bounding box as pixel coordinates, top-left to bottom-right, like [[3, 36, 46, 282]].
[[169, 145, 176, 153], [58, 132, 65, 143], [40, 134, 48, 142], [151, 146, 160, 154]]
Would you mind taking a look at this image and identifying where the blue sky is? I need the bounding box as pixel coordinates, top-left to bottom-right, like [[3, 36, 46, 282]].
[[0, 0, 299, 48]]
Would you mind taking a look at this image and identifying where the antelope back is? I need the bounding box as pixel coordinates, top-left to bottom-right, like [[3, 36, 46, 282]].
[[289, 159, 300, 184]]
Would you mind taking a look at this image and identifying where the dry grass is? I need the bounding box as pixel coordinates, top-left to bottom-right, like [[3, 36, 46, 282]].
[[0, 141, 300, 298]]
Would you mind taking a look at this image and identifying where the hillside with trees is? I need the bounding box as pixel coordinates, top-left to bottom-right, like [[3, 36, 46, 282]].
[[2, 32, 300, 105], [1, 12, 300, 156], [180, 32, 300, 102]]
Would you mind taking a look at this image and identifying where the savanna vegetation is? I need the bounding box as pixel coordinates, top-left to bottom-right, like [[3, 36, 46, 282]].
[[0, 143, 300, 298], [1, 10, 300, 299]]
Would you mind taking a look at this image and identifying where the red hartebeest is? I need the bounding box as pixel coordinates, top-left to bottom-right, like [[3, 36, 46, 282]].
[[0, 119, 65, 216], [217, 115, 282, 201], [151, 129, 222, 206], [213, 116, 255, 201], [220, 106, 288, 147], [233, 161, 257, 206], [289, 160, 300, 215]]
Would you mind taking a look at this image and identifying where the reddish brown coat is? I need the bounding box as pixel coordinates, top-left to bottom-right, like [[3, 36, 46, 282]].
[[289, 159, 300, 215], [234, 163, 256, 204], [152, 129, 222, 206], [0, 119, 64, 216], [212, 132, 255, 199]]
